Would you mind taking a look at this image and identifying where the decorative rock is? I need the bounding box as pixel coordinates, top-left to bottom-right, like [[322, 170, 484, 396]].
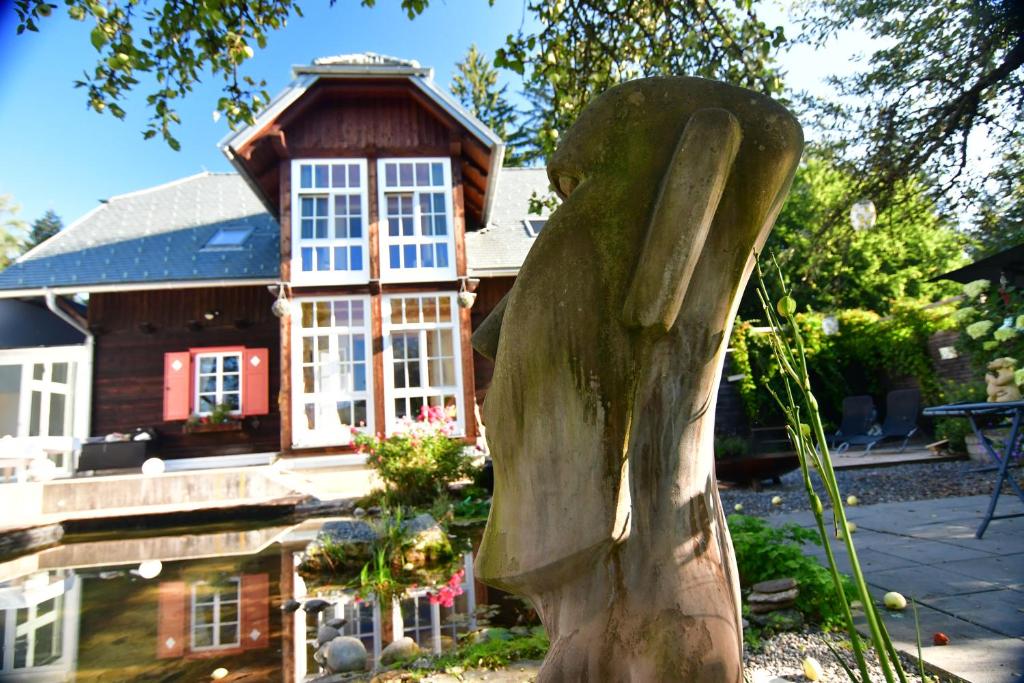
[[367, 506, 383, 516], [380, 636, 420, 666], [748, 587, 799, 605], [325, 636, 368, 673], [751, 578, 797, 594], [750, 600, 796, 614], [319, 519, 377, 543], [750, 608, 803, 630], [281, 599, 301, 613], [317, 625, 341, 646], [325, 617, 348, 629], [402, 513, 439, 535], [353, 507, 367, 518]]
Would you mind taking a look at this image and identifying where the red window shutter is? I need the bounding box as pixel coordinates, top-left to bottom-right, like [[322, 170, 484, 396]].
[[163, 352, 192, 421], [240, 573, 270, 650], [242, 348, 270, 417], [156, 581, 186, 659]]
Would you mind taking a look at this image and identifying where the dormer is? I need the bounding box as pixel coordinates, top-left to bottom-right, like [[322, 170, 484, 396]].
[[218, 53, 504, 287]]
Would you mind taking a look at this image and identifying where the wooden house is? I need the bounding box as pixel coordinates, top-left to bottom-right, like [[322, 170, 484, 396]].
[[0, 54, 550, 470]]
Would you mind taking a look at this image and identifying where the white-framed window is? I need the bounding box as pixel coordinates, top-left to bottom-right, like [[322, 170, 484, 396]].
[[190, 578, 241, 651], [194, 352, 242, 415], [291, 159, 369, 285], [0, 570, 78, 676], [378, 158, 456, 282], [382, 293, 464, 435], [291, 296, 374, 448], [339, 599, 376, 652]]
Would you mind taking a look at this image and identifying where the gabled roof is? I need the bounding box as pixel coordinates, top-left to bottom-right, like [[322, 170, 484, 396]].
[[218, 53, 505, 225], [0, 173, 279, 296], [465, 167, 552, 276]]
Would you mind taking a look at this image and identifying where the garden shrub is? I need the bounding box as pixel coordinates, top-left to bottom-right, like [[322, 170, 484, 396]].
[[714, 434, 750, 459], [730, 300, 956, 427], [430, 627, 549, 671], [353, 406, 475, 507], [946, 278, 1024, 370], [728, 513, 853, 629]]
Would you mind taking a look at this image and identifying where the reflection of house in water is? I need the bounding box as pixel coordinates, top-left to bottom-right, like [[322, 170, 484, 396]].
[[0, 569, 80, 680], [0, 522, 479, 681]]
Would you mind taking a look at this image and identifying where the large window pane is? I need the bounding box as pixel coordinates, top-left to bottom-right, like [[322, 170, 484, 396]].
[[380, 159, 454, 280], [294, 296, 373, 446], [293, 160, 367, 281]]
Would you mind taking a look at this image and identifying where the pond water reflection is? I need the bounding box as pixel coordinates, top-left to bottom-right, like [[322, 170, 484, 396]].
[[0, 518, 488, 681]]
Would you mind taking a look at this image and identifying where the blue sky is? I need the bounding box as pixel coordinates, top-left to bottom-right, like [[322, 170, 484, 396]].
[[0, 1, 861, 228]]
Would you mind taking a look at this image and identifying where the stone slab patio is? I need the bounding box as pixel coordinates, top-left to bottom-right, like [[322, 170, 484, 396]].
[[772, 494, 1024, 683]]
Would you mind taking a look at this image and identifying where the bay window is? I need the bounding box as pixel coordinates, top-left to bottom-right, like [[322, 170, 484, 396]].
[[382, 293, 464, 434], [291, 159, 369, 285], [291, 296, 374, 447], [378, 159, 456, 282]]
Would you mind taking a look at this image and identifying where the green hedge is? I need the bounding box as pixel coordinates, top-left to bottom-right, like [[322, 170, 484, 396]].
[[730, 300, 956, 427]]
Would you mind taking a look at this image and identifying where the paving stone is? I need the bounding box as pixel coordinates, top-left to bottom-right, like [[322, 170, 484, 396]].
[[865, 565, 1002, 600], [926, 590, 1024, 638], [938, 552, 1024, 590]]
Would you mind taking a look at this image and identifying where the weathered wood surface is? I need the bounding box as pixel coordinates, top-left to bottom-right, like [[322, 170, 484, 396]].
[[473, 77, 803, 682], [90, 287, 281, 459]]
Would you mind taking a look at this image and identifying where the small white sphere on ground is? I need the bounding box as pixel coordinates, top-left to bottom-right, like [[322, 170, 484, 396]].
[[141, 457, 166, 476], [884, 591, 908, 610], [802, 656, 824, 680]]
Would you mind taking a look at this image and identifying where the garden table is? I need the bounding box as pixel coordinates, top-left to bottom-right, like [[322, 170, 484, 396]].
[[923, 399, 1024, 538]]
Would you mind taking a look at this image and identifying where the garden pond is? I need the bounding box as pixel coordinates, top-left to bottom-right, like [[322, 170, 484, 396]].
[[0, 513, 523, 681]]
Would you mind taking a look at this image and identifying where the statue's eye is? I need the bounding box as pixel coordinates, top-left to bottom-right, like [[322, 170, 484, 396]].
[[555, 174, 580, 199]]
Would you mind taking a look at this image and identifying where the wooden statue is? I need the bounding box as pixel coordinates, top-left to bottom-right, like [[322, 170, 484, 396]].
[[472, 77, 803, 681]]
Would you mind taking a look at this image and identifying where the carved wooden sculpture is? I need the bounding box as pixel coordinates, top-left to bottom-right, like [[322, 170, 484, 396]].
[[472, 77, 803, 681]]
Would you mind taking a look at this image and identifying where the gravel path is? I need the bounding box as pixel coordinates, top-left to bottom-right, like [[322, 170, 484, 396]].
[[745, 629, 946, 682], [719, 458, 1019, 518]]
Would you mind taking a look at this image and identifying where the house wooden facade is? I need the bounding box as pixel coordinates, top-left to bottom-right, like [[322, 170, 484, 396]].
[[0, 54, 530, 471]]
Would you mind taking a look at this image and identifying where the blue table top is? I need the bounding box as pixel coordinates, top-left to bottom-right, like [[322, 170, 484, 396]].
[[923, 400, 1024, 417]]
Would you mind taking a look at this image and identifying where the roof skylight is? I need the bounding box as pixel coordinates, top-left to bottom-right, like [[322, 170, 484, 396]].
[[203, 226, 254, 249]]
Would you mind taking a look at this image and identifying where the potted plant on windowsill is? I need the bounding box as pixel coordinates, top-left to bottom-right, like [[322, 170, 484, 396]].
[[183, 403, 244, 434]]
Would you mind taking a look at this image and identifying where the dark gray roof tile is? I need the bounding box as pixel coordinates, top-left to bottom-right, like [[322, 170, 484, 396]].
[[0, 173, 279, 291]]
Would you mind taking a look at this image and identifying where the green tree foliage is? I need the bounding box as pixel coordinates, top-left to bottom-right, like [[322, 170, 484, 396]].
[[0, 196, 28, 271], [965, 144, 1024, 257], [451, 44, 529, 166], [740, 154, 969, 317], [27, 209, 63, 250], [799, 0, 1024, 222], [12, 0, 437, 149], [496, 0, 788, 161], [730, 302, 956, 427]]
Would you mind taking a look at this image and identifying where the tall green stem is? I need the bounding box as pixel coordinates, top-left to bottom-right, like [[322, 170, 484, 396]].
[[754, 257, 908, 683]]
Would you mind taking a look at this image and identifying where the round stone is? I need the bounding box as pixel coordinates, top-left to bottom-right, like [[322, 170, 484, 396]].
[[325, 635, 368, 673]]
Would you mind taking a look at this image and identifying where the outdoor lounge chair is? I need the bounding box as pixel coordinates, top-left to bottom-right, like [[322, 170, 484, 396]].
[[840, 388, 921, 454], [830, 395, 876, 453]]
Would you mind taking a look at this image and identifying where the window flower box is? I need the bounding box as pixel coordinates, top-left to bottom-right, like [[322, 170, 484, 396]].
[[183, 420, 244, 435]]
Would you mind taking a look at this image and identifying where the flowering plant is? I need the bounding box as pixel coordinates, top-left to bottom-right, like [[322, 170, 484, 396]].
[[352, 405, 474, 506], [948, 278, 1024, 374], [429, 568, 466, 608]]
